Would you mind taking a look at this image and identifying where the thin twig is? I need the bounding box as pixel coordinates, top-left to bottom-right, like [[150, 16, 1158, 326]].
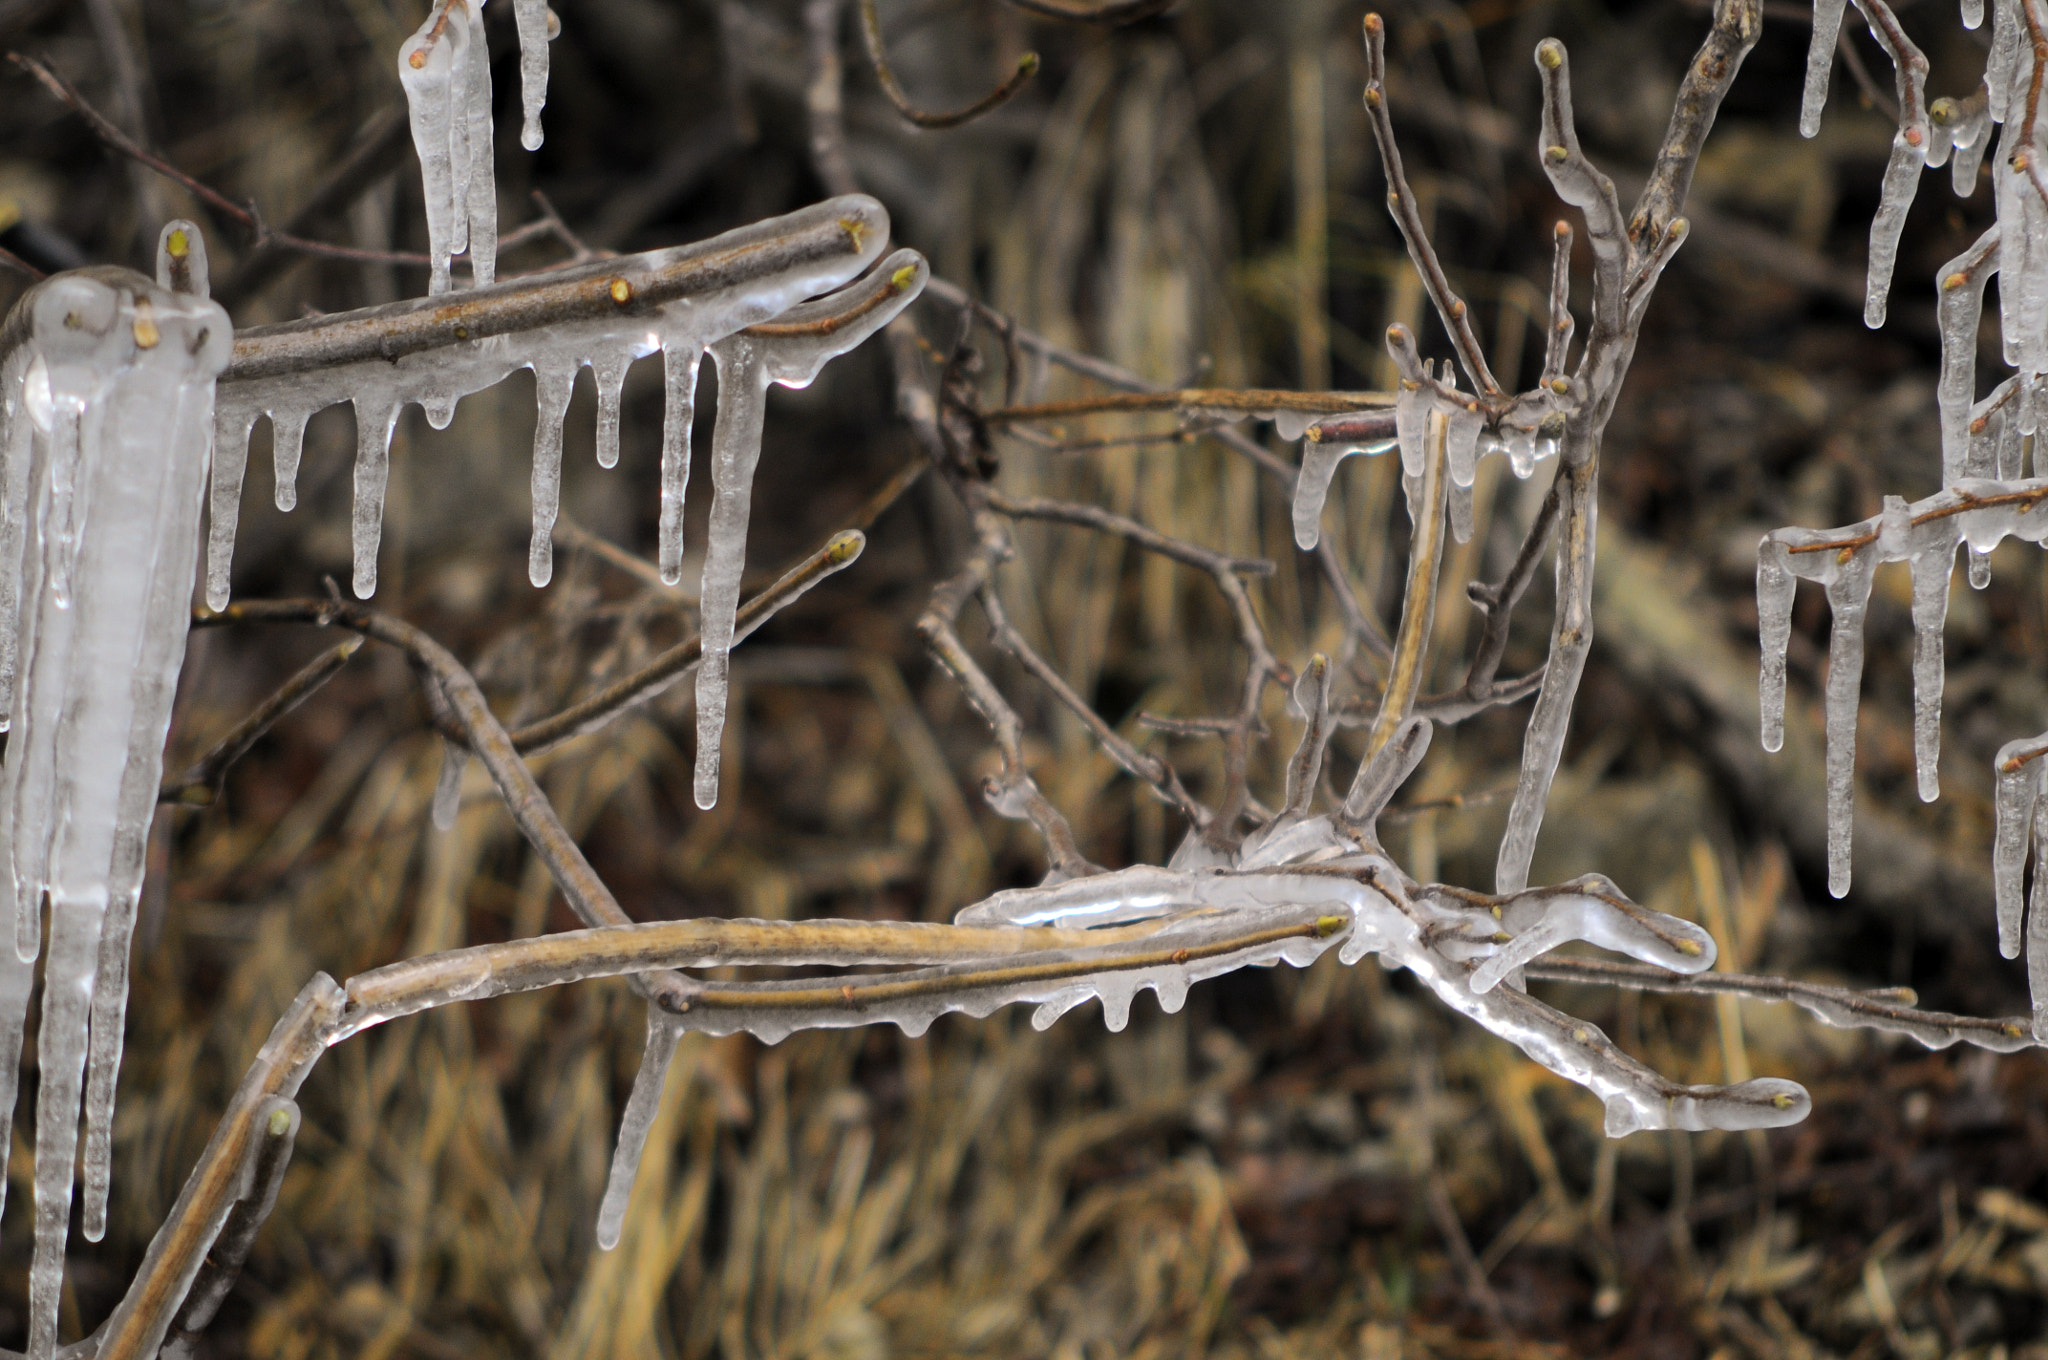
[[160, 638, 362, 805], [508, 530, 866, 756], [983, 387, 1392, 426], [857, 0, 1038, 129], [1361, 14, 1501, 395]]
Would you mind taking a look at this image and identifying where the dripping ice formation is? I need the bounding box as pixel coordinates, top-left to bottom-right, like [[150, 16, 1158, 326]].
[[209, 196, 909, 604], [692, 253, 927, 811], [1289, 323, 1565, 553], [0, 264, 231, 1360], [399, 0, 557, 294]]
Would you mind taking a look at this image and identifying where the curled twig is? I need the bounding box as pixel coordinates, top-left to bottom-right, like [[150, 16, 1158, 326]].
[[857, 0, 1038, 129]]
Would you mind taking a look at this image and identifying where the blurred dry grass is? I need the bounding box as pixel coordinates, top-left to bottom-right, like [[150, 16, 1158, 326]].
[[8, 0, 2048, 1356]]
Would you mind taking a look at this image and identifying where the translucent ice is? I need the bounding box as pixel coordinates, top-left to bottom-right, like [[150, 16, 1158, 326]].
[[0, 270, 230, 1360], [692, 252, 928, 810]]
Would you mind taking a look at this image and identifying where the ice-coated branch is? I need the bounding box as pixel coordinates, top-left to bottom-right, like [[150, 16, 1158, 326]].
[[1543, 221, 1575, 381], [156, 1098, 299, 1360], [856, 0, 1039, 128], [1368, 408, 1449, 755], [1362, 13, 1501, 396], [1533, 39, 1629, 331], [1937, 226, 2002, 485], [1627, 0, 1763, 255], [105, 841, 1843, 1356], [1522, 958, 2036, 1051], [917, 503, 1098, 880], [1495, 458, 1597, 894]]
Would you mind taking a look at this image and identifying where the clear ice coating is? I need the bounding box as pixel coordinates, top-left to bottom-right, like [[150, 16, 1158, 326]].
[[0, 268, 231, 1360], [691, 252, 929, 811], [1856, 4, 1932, 329], [398, 0, 558, 293], [207, 197, 904, 609], [1800, 0, 1849, 138]]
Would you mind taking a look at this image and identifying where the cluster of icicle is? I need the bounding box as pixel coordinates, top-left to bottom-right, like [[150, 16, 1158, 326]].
[[1758, 0, 2048, 1037], [589, 705, 1810, 1250], [211, 198, 922, 813], [0, 232, 232, 1360], [1287, 323, 1568, 557], [398, 0, 557, 293]]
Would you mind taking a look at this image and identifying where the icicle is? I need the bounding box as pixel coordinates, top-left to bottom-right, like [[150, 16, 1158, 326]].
[[693, 336, 764, 809], [352, 397, 401, 599], [529, 363, 575, 588], [432, 742, 468, 831], [1866, 134, 1929, 329], [1291, 440, 1392, 550], [80, 883, 137, 1244], [1443, 399, 1485, 489], [1988, 0, 2023, 122], [273, 409, 309, 512], [1271, 409, 1314, 442], [692, 252, 928, 809], [1907, 529, 1955, 801], [1818, 543, 1878, 898], [1856, 0, 1932, 330], [206, 408, 257, 611], [1993, 737, 2043, 957], [592, 350, 632, 470], [460, 0, 497, 288], [0, 918, 29, 1225], [1802, 0, 1850, 137], [1448, 476, 1475, 544], [398, 2, 464, 295], [1757, 544, 1795, 754], [659, 346, 701, 585], [2031, 774, 2048, 1038], [596, 1013, 682, 1250], [512, 0, 555, 151], [27, 900, 103, 1360], [1971, 547, 1993, 587], [1965, 0, 1984, 28], [1936, 227, 2000, 486]]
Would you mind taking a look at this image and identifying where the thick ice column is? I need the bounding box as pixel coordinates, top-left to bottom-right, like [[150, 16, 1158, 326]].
[[0, 269, 230, 1360]]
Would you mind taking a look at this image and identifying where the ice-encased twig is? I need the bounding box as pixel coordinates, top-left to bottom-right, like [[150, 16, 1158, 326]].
[[206, 197, 898, 610], [0, 269, 230, 1360], [1802, 0, 1850, 137], [1534, 40, 1627, 330], [1938, 226, 2001, 485], [692, 253, 928, 810], [1853, 0, 1932, 329], [1496, 459, 1596, 894]]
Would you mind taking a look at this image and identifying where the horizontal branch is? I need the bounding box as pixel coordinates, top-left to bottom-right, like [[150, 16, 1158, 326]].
[[220, 197, 888, 382], [982, 388, 1393, 426]]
